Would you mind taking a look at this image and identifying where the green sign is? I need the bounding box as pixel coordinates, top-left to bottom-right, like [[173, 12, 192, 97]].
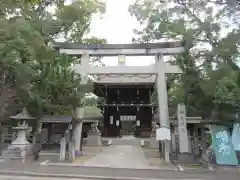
[[210, 125, 238, 165]]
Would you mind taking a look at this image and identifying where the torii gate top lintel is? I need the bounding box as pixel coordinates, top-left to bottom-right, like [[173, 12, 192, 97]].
[[53, 41, 185, 56]]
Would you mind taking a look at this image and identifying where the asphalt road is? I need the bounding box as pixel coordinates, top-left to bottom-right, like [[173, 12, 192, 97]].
[[0, 175, 92, 180], [0, 174, 237, 180], [0, 162, 238, 180], [0, 175, 208, 180]]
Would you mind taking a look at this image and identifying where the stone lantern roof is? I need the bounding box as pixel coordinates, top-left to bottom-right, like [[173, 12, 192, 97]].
[[10, 108, 35, 120], [83, 106, 102, 118]]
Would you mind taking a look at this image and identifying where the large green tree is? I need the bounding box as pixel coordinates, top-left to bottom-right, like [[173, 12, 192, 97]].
[[0, 0, 105, 118], [0, 0, 106, 160], [129, 0, 240, 121], [0, 17, 38, 125]]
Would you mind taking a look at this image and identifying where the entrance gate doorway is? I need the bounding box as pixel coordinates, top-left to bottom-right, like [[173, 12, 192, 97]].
[[120, 115, 136, 136], [53, 42, 185, 162]]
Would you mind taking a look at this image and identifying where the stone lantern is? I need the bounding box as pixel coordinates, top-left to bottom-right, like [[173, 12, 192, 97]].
[[1, 108, 37, 162]]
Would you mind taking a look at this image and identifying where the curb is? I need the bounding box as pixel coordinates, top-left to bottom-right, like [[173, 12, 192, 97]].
[[41, 161, 179, 171], [0, 171, 198, 180], [199, 160, 240, 173]]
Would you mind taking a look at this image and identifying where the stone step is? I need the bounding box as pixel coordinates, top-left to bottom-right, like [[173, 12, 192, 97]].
[[110, 136, 139, 146], [111, 139, 138, 146]]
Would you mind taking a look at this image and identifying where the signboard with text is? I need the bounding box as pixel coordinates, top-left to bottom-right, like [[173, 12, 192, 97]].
[[156, 127, 171, 140]]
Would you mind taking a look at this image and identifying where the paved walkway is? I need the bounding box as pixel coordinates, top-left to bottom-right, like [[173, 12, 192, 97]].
[[83, 145, 151, 169]]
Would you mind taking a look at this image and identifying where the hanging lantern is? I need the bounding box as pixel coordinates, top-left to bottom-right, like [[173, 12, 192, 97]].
[[137, 107, 139, 111], [136, 120, 140, 127], [116, 120, 120, 127], [110, 116, 113, 124]]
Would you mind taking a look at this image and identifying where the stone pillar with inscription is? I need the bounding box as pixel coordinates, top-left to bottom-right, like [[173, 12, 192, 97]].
[[177, 104, 189, 153], [176, 104, 195, 164]]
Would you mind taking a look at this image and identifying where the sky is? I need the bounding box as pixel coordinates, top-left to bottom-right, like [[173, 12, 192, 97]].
[[88, 0, 155, 66]]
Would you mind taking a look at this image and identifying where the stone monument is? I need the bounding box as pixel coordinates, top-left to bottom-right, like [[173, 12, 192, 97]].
[[86, 121, 102, 146], [1, 108, 37, 162], [176, 104, 195, 164], [149, 121, 159, 149]]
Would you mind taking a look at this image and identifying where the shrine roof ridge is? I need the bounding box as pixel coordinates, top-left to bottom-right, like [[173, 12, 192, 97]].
[[52, 41, 184, 50]]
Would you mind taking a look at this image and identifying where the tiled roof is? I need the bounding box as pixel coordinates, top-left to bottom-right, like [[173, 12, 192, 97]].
[[40, 115, 72, 123], [40, 106, 102, 123]]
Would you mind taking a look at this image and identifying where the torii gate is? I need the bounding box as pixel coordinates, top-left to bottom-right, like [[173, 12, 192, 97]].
[[53, 42, 184, 162]]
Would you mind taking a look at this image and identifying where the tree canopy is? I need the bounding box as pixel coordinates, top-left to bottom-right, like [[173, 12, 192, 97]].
[[129, 0, 240, 121], [0, 0, 106, 123]]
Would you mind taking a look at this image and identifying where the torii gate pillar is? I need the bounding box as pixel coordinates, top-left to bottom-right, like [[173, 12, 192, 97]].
[[156, 54, 170, 162]]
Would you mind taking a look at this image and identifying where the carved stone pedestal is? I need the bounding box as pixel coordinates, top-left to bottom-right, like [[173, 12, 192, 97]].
[[1, 126, 35, 162], [86, 122, 102, 146], [86, 132, 102, 146]]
